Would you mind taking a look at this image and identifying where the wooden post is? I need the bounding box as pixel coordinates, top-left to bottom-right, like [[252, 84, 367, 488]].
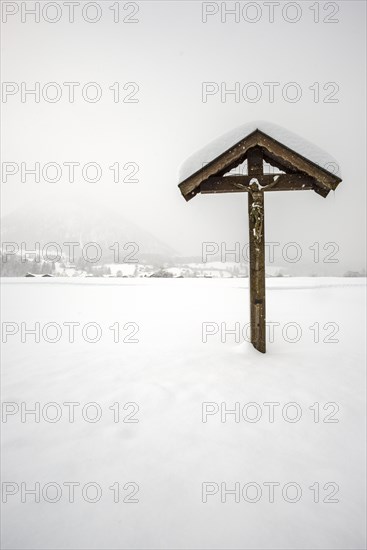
[[247, 147, 266, 353]]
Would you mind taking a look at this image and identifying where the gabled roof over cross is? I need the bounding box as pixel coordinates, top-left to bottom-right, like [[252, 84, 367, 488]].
[[178, 121, 342, 201]]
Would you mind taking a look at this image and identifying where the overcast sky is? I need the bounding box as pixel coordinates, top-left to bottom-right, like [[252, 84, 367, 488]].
[[1, 0, 366, 269]]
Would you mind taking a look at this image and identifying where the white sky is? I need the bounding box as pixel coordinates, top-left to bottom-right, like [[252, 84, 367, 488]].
[[1, 0, 366, 269]]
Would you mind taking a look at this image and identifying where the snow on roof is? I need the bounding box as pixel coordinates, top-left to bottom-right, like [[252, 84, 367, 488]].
[[179, 121, 341, 183]]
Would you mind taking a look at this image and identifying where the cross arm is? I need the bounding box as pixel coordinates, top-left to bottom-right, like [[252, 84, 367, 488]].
[[200, 174, 316, 194]]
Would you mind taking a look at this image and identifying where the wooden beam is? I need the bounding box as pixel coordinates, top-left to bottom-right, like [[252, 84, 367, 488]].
[[267, 174, 316, 191], [247, 147, 266, 354], [201, 174, 316, 194], [179, 132, 259, 199], [201, 175, 273, 193]]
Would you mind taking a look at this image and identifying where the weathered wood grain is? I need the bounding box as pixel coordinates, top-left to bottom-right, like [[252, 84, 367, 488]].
[[201, 174, 316, 194], [247, 147, 266, 354]]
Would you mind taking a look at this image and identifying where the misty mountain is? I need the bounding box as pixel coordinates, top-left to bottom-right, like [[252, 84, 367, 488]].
[[1, 196, 176, 264]]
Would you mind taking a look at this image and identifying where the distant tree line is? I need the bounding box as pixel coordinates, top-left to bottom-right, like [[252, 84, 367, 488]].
[[0, 254, 53, 277]]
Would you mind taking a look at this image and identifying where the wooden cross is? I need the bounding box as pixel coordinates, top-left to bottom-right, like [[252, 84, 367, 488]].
[[178, 126, 342, 353]]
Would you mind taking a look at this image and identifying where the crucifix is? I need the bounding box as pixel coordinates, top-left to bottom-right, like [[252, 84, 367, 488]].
[[178, 124, 342, 353]]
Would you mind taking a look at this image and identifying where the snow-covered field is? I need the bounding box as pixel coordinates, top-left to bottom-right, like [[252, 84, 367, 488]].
[[1, 278, 366, 550]]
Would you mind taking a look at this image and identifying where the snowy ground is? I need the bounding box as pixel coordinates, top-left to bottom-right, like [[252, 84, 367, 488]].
[[1, 278, 366, 550]]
